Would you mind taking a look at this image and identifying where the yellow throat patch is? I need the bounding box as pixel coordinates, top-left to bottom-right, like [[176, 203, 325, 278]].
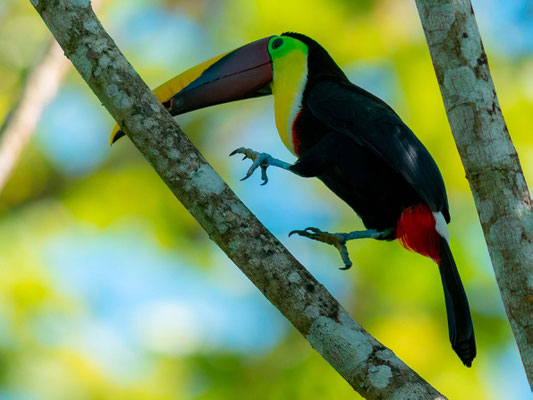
[[270, 40, 308, 156]]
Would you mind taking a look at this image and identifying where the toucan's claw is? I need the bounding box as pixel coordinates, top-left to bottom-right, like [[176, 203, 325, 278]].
[[230, 147, 274, 185], [337, 246, 353, 270], [289, 227, 353, 270], [260, 166, 269, 185], [289, 227, 393, 269], [289, 227, 346, 246]]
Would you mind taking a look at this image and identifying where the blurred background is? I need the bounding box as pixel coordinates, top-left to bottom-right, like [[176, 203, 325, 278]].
[[0, 0, 532, 398]]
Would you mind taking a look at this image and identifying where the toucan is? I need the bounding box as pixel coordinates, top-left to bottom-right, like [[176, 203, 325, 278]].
[[110, 32, 476, 366]]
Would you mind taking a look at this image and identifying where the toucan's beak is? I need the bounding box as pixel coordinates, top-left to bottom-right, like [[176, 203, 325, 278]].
[[110, 36, 274, 144]]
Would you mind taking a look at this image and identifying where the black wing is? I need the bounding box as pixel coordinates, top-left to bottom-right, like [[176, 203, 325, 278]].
[[306, 79, 449, 221]]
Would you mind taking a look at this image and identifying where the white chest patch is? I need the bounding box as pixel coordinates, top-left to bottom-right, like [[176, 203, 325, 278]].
[[433, 211, 450, 244]]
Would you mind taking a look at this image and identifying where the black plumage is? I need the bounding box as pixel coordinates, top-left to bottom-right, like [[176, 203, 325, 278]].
[[282, 32, 475, 366], [284, 32, 448, 227]]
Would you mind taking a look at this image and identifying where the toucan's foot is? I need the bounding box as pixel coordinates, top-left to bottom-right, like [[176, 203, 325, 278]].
[[230, 147, 291, 185], [288, 227, 395, 270], [289, 227, 353, 269], [230, 147, 272, 185]]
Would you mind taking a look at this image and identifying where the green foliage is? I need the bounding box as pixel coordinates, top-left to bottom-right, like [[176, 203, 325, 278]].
[[0, 0, 531, 398]]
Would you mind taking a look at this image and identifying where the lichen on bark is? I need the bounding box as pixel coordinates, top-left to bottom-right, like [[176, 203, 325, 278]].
[[415, 0, 533, 387]]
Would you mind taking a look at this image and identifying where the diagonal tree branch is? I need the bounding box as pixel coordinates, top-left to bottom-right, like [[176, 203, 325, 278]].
[[30, 0, 446, 398], [415, 0, 533, 387], [0, 40, 70, 193], [0, 0, 103, 195]]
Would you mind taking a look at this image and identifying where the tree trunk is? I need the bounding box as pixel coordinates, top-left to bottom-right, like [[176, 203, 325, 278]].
[[415, 0, 533, 387]]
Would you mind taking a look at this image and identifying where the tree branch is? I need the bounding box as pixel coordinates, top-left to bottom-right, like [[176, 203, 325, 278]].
[[30, 1, 447, 398], [415, 0, 533, 387], [0, 40, 69, 193], [0, 0, 103, 194]]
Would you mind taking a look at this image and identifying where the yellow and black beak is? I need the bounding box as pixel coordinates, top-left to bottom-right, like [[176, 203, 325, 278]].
[[110, 36, 274, 144]]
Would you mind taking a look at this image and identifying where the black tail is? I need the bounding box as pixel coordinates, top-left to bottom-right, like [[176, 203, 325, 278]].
[[438, 238, 476, 366]]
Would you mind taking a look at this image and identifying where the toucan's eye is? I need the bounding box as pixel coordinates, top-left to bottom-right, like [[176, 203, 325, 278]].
[[272, 38, 284, 49]]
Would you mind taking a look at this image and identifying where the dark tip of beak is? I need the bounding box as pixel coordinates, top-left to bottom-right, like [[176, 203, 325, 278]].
[[111, 130, 126, 145]]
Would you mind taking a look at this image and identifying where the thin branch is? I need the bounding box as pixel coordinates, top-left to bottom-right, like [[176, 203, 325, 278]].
[[0, 40, 69, 193], [30, 1, 447, 398], [0, 0, 103, 194], [415, 0, 533, 387]]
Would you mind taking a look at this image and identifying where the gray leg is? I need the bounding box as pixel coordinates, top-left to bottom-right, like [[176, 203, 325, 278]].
[[230, 147, 292, 185], [289, 227, 395, 270]]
